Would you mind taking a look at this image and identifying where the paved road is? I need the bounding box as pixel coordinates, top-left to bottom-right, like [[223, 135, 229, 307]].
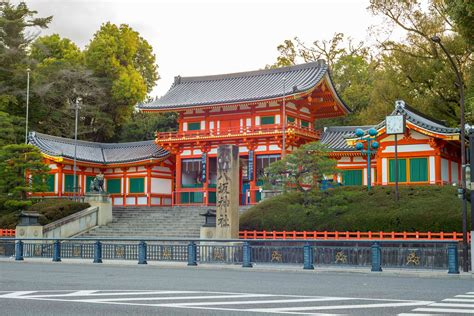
[[0, 261, 473, 315]]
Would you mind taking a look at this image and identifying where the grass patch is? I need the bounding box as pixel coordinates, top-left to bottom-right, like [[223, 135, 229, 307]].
[[0, 199, 90, 228], [240, 186, 471, 232]]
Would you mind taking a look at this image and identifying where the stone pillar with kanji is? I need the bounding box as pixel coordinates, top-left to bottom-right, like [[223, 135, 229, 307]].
[[215, 145, 239, 239]]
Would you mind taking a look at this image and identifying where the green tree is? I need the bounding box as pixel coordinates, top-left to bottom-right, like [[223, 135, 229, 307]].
[[265, 142, 336, 192], [0, 144, 49, 210], [30, 34, 84, 67], [85, 22, 159, 133], [0, 1, 52, 117], [366, 0, 473, 126], [269, 34, 376, 126], [0, 110, 23, 146], [445, 0, 474, 47], [118, 111, 177, 142]]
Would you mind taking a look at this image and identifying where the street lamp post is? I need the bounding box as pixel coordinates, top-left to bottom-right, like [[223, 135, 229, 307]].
[[282, 77, 287, 159], [355, 128, 379, 191], [25, 68, 30, 144], [73, 97, 82, 201], [431, 35, 469, 272]]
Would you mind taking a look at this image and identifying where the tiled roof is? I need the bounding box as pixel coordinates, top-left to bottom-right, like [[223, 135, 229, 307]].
[[140, 61, 349, 111], [321, 100, 459, 152], [320, 126, 373, 151], [28, 132, 169, 164], [389, 100, 459, 134]]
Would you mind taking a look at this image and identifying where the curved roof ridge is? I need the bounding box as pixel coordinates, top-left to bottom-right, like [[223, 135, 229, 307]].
[[178, 61, 326, 83]]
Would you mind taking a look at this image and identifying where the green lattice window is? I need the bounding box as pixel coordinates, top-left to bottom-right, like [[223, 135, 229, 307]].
[[287, 116, 295, 123], [410, 158, 428, 182], [107, 178, 121, 194], [64, 174, 79, 192], [261, 116, 275, 125], [389, 159, 407, 182], [188, 122, 201, 131], [180, 191, 203, 203], [301, 120, 310, 128], [129, 177, 145, 193], [343, 170, 363, 186]]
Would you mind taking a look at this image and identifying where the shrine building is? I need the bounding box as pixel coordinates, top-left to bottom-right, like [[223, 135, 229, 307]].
[[28, 61, 461, 207]]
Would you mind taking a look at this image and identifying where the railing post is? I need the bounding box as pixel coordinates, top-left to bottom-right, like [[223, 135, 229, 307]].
[[371, 242, 382, 272], [447, 243, 460, 274], [303, 242, 314, 270], [93, 241, 102, 263], [187, 241, 197, 266], [15, 240, 24, 261], [242, 241, 252, 268], [52, 240, 61, 262], [138, 241, 147, 264]]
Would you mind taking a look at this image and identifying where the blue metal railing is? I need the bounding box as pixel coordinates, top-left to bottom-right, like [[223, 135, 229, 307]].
[[0, 237, 463, 274]]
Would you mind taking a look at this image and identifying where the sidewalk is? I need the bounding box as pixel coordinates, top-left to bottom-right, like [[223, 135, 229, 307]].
[[1, 256, 472, 279]]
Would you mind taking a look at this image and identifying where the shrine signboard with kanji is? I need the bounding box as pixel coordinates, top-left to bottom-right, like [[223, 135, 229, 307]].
[[215, 145, 239, 239]]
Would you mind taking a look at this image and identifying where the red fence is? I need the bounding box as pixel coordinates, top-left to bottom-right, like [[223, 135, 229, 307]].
[[0, 229, 15, 237], [239, 230, 471, 241]]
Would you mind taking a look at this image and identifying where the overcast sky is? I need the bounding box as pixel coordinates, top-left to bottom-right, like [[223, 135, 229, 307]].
[[26, 0, 387, 97]]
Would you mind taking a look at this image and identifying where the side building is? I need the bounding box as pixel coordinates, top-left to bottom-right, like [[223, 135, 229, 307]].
[[28, 132, 174, 207], [321, 101, 461, 186]]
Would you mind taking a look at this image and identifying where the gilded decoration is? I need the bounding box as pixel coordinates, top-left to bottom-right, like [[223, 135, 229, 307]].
[[213, 247, 225, 261], [115, 245, 125, 258], [161, 246, 172, 260], [34, 244, 42, 256], [406, 251, 420, 265], [72, 245, 82, 257], [335, 251, 348, 264], [271, 250, 282, 262]]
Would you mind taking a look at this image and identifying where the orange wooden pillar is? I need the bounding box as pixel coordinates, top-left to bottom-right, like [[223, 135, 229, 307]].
[[57, 164, 63, 197], [435, 155, 441, 184], [146, 165, 152, 207], [121, 167, 127, 207]]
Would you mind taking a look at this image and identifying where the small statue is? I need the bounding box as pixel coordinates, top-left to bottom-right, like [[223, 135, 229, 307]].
[[89, 172, 105, 193]]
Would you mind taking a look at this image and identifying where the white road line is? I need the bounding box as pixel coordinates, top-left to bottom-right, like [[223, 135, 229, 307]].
[[456, 295, 474, 298], [161, 297, 357, 307], [468, 292, 474, 295], [0, 291, 37, 298], [443, 298, 474, 302], [413, 307, 474, 314], [25, 290, 200, 298], [75, 293, 274, 303], [430, 302, 474, 308], [244, 301, 433, 312], [398, 314, 436, 316]]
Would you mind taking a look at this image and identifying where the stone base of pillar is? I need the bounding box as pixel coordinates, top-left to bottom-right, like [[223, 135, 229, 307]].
[[84, 193, 112, 226]]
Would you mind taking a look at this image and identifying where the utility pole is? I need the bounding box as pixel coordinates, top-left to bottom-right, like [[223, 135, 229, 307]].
[[25, 68, 30, 144], [73, 98, 81, 201], [282, 77, 287, 159]]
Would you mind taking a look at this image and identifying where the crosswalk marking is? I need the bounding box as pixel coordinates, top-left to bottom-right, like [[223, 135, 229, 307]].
[[4, 289, 471, 315], [406, 291, 474, 315]]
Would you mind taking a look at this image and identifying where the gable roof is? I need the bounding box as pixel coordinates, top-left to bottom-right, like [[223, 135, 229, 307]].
[[140, 61, 350, 112], [28, 132, 169, 164], [321, 100, 459, 152]]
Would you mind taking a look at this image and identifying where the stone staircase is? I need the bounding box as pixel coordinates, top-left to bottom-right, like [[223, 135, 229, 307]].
[[78, 206, 210, 239]]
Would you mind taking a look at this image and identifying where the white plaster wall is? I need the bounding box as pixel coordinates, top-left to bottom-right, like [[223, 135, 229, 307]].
[[441, 158, 449, 182], [300, 107, 310, 113], [336, 163, 366, 168], [181, 150, 192, 156], [451, 162, 459, 184], [382, 158, 388, 184], [268, 145, 280, 151], [151, 178, 172, 194], [55, 173, 58, 193], [209, 148, 217, 154], [363, 168, 367, 185], [201, 120, 205, 129], [137, 197, 147, 205], [256, 145, 266, 152], [255, 116, 260, 125], [137, 166, 146, 171], [151, 197, 161, 205], [210, 121, 214, 129], [239, 146, 249, 153], [275, 115, 281, 124], [339, 157, 351, 162], [183, 122, 188, 131], [246, 118, 251, 127], [126, 197, 135, 205], [353, 157, 365, 162], [429, 156, 435, 184], [153, 166, 170, 172], [49, 164, 57, 169], [193, 149, 202, 155], [113, 197, 123, 205], [383, 144, 432, 153]]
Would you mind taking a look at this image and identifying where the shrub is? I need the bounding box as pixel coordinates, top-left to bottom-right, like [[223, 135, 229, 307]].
[[240, 186, 471, 232]]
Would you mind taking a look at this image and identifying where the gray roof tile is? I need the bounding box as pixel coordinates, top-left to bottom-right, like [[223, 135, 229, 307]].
[[28, 132, 169, 164], [140, 61, 350, 111]]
